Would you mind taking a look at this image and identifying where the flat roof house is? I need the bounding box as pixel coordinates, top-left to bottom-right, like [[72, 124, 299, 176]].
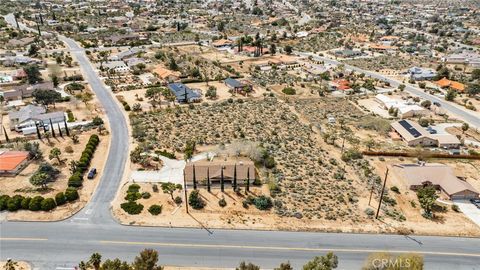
[[184, 158, 256, 187], [375, 94, 429, 118], [0, 150, 30, 176], [394, 163, 479, 200], [167, 83, 202, 103]]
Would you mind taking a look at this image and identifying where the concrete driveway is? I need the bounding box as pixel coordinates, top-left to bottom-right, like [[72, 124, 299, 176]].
[[131, 152, 215, 185], [454, 200, 480, 227]]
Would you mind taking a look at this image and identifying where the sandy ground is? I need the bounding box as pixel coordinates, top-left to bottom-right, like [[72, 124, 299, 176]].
[[2, 130, 110, 221], [0, 261, 31, 270], [112, 179, 480, 237]]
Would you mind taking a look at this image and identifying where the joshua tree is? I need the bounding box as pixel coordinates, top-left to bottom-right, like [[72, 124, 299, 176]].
[[88, 253, 102, 270], [49, 147, 62, 164]]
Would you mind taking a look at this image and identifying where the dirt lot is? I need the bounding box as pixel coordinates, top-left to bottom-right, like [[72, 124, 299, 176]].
[[121, 95, 480, 236], [1, 130, 109, 221]]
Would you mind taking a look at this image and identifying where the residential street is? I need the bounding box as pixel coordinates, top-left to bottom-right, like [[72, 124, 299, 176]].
[[296, 51, 480, 129], [1, 13, 480, 270]]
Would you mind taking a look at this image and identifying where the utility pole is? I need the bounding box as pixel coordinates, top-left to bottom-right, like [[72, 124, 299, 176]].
[[375, 168, 389, 219], [183, 171, 188, 214]]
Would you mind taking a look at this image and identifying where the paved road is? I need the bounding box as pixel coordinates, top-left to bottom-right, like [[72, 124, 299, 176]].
[[297, 52, 480, 129], [2, 14, 480, 270]]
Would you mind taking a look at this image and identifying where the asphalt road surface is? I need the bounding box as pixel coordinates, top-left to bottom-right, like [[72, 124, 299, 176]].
[[1, 14, 480, 270]]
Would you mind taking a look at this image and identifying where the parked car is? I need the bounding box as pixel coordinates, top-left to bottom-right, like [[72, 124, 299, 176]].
[[433, 101, 441, 107], [87, 168, 97, 179], [470, 198, 480, 208]]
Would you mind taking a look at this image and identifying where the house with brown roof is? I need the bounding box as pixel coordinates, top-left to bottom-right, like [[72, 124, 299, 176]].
[[184, 158, 256, 188], [394, 163, 479, 200], [152, 66, 181, 82], [435, 77, 465, 92], [0, 150, 30, 176]]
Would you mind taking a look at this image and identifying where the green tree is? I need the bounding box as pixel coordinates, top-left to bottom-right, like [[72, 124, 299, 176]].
[[184, 140, 196, 161], [275, 262, 293, 270], [101, 259, 132, 270], [284, 45, 293, 55], [33, 89, 61, 109], [270, 43, 276, 55], [445, 89, 456, 101], [417, 186, 438, 219], [30, 172, 50, 189], [188, 190, 206, 209], [206, 86, 217, 99], [236, 262, 260, 270], [466, 83, 480, 97], [471, 69, 480, 80], [461, 123, 469, 134], [303, 252, 338, 270], [49, 147, 62, 164], [161, 182, 182, 201], [89, 252, 102, 270], [24, 64, 43, 84], [24, 141, 43, 160], [132, 249, 163, 270], [52, 75, 59, 88], [145, 87, 163, 107]]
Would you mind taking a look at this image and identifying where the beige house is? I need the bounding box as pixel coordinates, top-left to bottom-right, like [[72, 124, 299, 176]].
[[394, 163, 479, 200], [184, 158, 256, 188], [391, 120, 460, 148]]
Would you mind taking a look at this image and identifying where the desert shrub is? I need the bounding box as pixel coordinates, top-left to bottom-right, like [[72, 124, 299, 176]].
[[125, 192, 142, 202], [121, 201, 144, 215], [92, 116, 104, 126], [390, 186, 400, 194], [55, 192, 67, 206], [65, 146, 74, 153], [174, 196, 183, 205], [148, 204, 162, 215], [67, 110, 75, 122], [141, 192, 151, 199], [155, 150, 176, 159], [451, 204, 460, 212], [29, 196, 45, 211], [218, 197, 227, 207], [253, 196, 273, 210], [282, 87, 296, 95], [341, 149, 363, 162], [188, 190, 205, 209], [21, 197, 31, 210], [41, 198, 56, 211], [152, 184, 159, 193], [65, 187, 79, 202], [264, 156, 276, 168], [382, 195, 397, 206], [128, 184, 141, 193], [364, 208, 375, 216]]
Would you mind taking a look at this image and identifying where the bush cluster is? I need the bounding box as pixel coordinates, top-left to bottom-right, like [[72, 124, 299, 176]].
[[0, 194, 58, 212], [68, 134, 100, 188], [148, 204, 162, 215], [120, 201, 144, 215]]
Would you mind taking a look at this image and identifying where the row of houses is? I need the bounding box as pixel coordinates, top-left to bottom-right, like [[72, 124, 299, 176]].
[[390, 119, 461, 149]]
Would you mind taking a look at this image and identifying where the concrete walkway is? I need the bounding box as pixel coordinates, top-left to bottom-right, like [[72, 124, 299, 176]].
[[454, 200, 480, 228]]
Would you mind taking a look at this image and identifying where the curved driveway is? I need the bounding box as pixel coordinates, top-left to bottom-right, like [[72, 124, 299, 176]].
[[1, 14, 480, 270]]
